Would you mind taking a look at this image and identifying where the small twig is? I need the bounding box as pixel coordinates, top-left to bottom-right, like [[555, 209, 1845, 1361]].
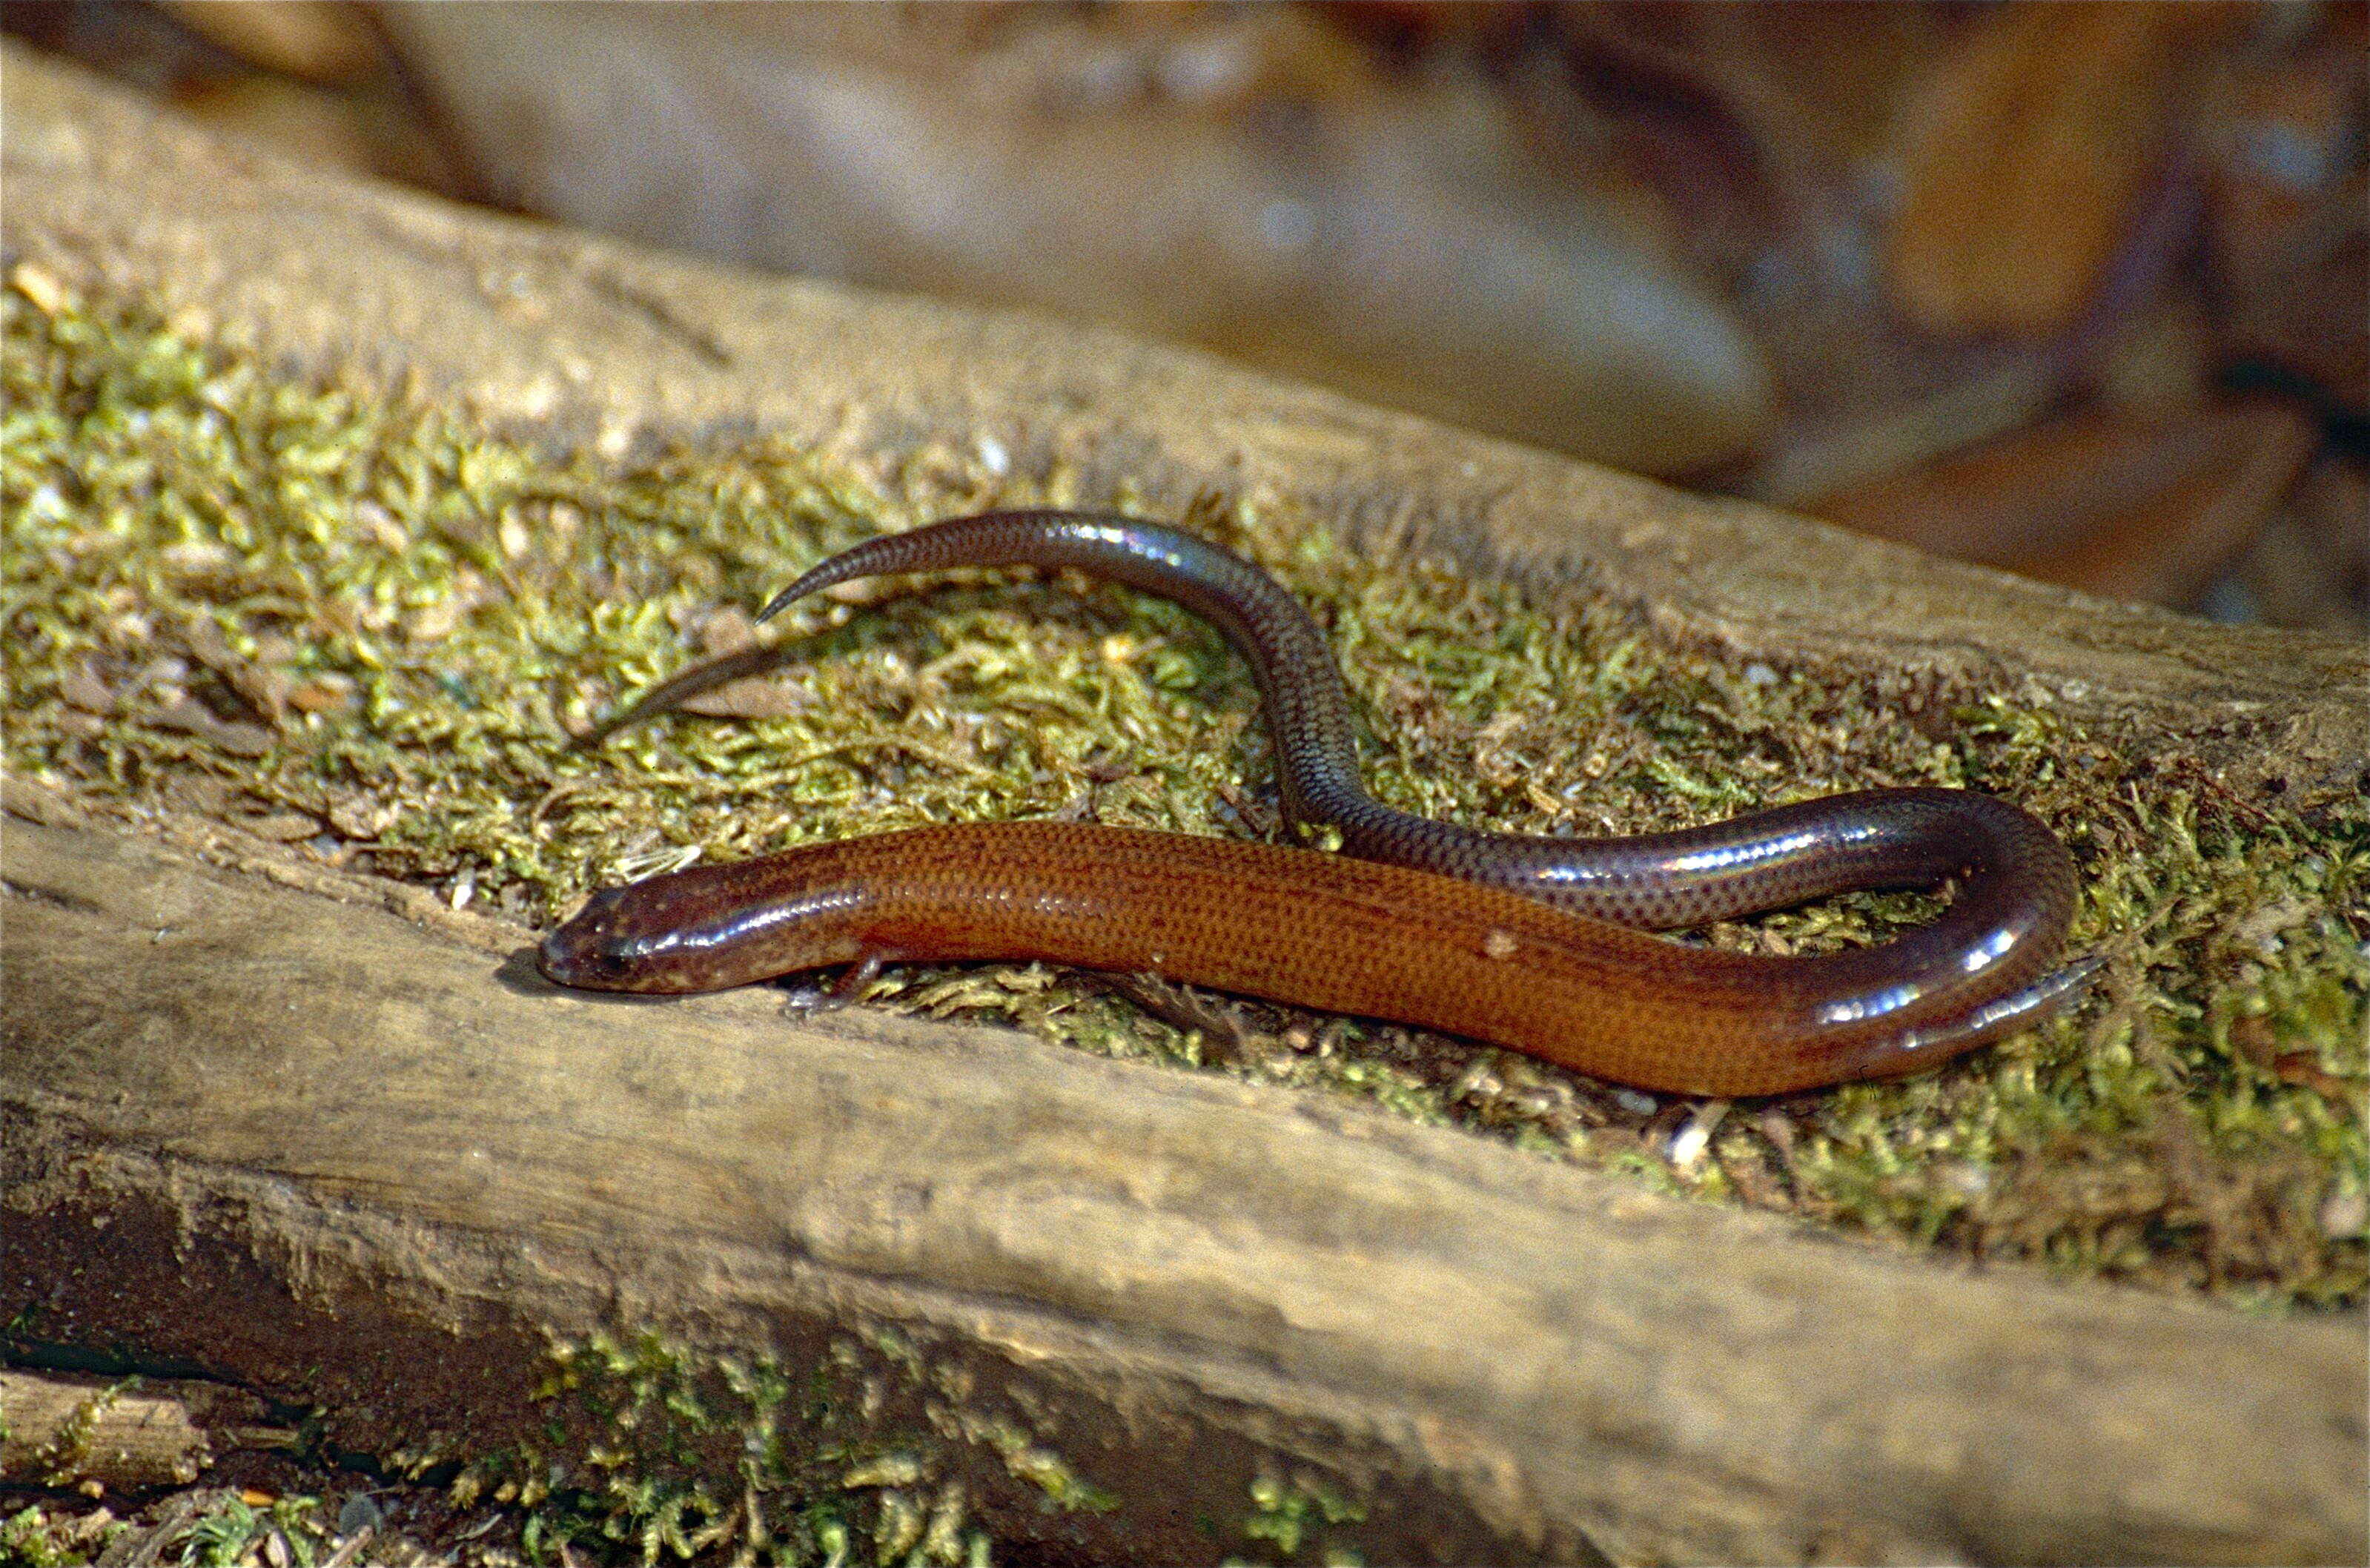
[[575, 643, 798, 747], [1214, 782, 1279, 838], [321, 1526, 374, 1568], [528, 781, 589, 827]]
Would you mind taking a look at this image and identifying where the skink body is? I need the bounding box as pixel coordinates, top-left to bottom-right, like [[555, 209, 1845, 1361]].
[[540, 821, 2086, 1098], [540, 511, 2088, 1094]]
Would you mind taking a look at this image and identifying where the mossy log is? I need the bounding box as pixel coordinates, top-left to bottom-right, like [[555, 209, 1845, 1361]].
[[3, 45, 2363, 1567]]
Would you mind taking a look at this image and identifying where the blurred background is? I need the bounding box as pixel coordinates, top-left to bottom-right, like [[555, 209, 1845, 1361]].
[[10, 0, 2363, 632]]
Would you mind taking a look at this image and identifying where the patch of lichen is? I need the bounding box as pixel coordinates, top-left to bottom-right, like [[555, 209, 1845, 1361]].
[[3, 283, 2361, 1309]]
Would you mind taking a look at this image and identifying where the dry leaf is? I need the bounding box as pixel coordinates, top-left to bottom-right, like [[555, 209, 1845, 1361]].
[[1885, 2, 2240, 338], [1813, 398, 2315, 605]]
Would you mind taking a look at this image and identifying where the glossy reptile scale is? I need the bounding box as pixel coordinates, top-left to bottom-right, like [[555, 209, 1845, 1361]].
[[540, 511, 2093, 1096]]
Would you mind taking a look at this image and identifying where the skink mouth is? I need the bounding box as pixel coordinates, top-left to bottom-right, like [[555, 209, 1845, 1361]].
[[537, 883, 638, 989], [537, 926, 595, 987], [537, 899, 641, 988]]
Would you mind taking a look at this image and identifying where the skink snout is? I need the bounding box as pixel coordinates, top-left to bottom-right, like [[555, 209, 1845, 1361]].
[[537, 885, 643, 990]]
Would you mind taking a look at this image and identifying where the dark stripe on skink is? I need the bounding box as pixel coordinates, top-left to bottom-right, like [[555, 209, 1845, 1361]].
[[754, 510, 2081, 925]]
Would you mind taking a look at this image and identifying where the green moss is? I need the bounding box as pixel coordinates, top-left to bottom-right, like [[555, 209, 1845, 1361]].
[[28, 1377, 133, 1489], [1, 1494, 332, 1568], [448, 1327, 1096, 1565], [3, 282, 2361, 1309], [178, 1495, 329, 1568], [1238, 1474, 1368, 1565], [0, 1505, 128, 1568]]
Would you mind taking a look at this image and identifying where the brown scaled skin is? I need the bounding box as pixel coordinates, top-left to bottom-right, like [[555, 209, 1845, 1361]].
[[540, 821, 2090, 1099], [544, 510, 2093, 1094]]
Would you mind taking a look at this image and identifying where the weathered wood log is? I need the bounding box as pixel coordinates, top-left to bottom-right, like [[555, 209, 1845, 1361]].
[[0, 1370, 291, 1495], [7, 782, 2362, 1565], [3, 44, 2364, 1567]]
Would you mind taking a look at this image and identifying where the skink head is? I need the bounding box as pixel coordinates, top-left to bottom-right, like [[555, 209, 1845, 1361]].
[[538, 883, 675, 990], [538, 855, 874, 994]]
